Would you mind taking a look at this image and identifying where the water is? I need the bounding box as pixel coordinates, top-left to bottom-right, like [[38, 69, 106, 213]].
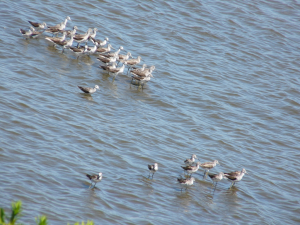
[[1, 0, 300, 224]]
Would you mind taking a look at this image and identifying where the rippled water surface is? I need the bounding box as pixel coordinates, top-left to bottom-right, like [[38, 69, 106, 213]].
[[1, 0, 300, 224]]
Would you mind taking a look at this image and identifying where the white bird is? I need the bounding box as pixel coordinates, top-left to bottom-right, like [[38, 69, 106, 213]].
[[181, 162, 201, 177], [28, 21, 47, 29], [100, 62, 117, 72], [86, 172, 102, 188], [109, 62, 127, 81], [74, 28, 92, 48], [148, 163, 158, 178], [208, 172, 224, 190], [45, 23, 64, 36], [19, 28, 32, 39], [130, 64, 147, 73], [125, 56, 142, 74], [224, 168, 247, 188], [83, 43, 98, 55], [48, 16, 71, 30], [78, 85, 100, 94], [177, 177, 195, 191], [200, 160, 220, 177], [69, 45, 88, 59], [100, 46, 123, 58], [59, 25, 78, 37], [29, 27, 44, 38], [90, 37, 109, 46], [97, 55, 117, 65], [45, 31, 67, 45], [184, 154, 197, 166], [89, 28, 98, 39], [51, 33, 75, 52], [96, 44, 113, 54], [131, 65, 155, 78]]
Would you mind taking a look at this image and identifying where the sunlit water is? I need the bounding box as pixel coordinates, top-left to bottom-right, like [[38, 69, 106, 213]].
[[1, 0, 300, 224]]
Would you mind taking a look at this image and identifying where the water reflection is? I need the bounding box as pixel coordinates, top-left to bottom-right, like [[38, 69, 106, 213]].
[[140, 176, 156, 197], [175, 188, 194, 211], [80, 94, 94, 101]]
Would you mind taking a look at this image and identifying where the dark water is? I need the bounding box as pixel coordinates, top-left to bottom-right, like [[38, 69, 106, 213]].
[[1, 0, 300, 224]]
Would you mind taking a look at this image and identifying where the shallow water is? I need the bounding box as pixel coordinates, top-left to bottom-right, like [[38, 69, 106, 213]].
[[1, 0, 300, 224]]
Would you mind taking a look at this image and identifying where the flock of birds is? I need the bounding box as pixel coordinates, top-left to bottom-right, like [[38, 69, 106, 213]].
[[20, 16, 247, 193], [19, 16, 156, 90], [87, 154, 247, 192]]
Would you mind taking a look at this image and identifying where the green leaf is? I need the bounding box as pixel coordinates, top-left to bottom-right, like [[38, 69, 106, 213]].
[[10, 201, 22, 225], [35, 215, 48, 225], [0, 208, 5, 224]]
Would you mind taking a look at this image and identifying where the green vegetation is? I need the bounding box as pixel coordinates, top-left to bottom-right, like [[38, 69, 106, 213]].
[[0, 201, 93, 225]]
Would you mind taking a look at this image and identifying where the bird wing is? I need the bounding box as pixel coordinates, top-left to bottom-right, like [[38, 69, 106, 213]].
[[78, 86, 91, 93], [177, 178, 186, 183], [224, 171, 240, 177], [70, 47, 83, 53], [19, 29, 26, 34], [181, 165, 193, 170], [74, 36, 85, 41], [109, 68, 120, 73], [28, 21, 39, 27], [97, 57, 110, 63]]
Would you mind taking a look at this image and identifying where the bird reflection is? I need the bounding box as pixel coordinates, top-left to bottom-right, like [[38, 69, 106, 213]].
[[140, 176, 155, 197], [130, 79, 148, 91], [225, 186, 239, 197], [175, 190, 193, 211], [80, 94, 94, 101]]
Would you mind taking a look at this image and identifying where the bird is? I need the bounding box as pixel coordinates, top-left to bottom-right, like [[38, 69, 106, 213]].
[[200, 160, 220, 177], [100, 46, 123, 58], [118, 52, 132, 62], [89, 37, 109, 46], [100, 62, 117, 72], [130, 64, 147, 74], [184, 154, 197, 166], [131, 73, 153, 89], [177, 177, 195, 191], [125, 56, 142, 74], [131, 65, 155, 78], [45, 24, 64, 36], [59, 25, 78, 37], [89, 28, 98, 39], [29, 27, 44, 38], [45, 31, 67, 45], [48, 16, 71, 30], [28, 21, 47, 29], [148, 163, 158, 178], [78, 85, 99, 94], [74, 28, 92, 48], [69, 44, 88, 59], [96, 44, 113, 54], [51, 33, 75, 52], [109, 62, 127, 81], [19, 28, 32, 39], [181, 162, 201, 177], [224, 168, 247, 188], [97, 55, 117, 65], [208, 172, 224, 190], [86, 172, 102, 188], [83, 42, 98, 55]]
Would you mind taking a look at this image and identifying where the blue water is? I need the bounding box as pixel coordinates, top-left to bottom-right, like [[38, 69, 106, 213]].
[[0, 0, 300, 224]]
